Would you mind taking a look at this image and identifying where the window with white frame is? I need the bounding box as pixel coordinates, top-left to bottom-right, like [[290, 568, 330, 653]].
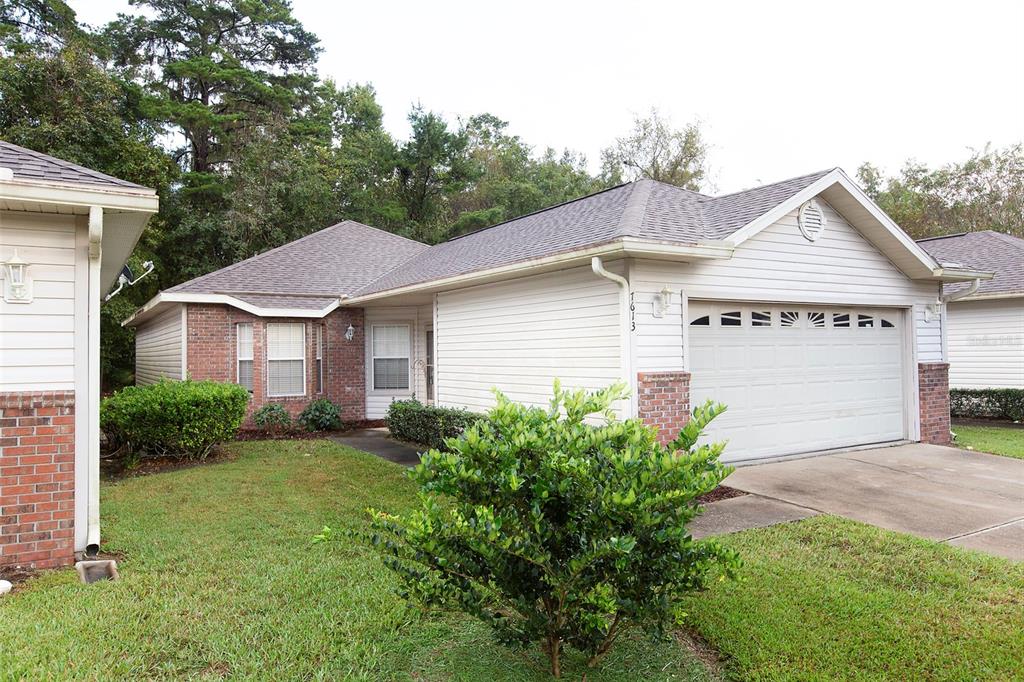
[[315, 325, 324, 394], [267, 323, 306, 396], [372, 324, 410, 390], [236, 323, 253, 392]]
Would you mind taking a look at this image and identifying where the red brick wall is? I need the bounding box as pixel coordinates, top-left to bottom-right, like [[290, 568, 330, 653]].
[[185, 304, 366, 423], [0, 391, 75, 570], [637, 371, 691, 446], [918, 362, 951, 445]]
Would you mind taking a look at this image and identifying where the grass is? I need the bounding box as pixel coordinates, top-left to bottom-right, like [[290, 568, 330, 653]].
[[2, 440, 1022, 681], [952, 421, 1024, 460]]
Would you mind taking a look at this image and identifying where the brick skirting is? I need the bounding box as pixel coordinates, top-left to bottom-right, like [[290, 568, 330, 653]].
[[918, 362, 952, 445], [637, 371, 691, 445], [0, 391, 76, 570]]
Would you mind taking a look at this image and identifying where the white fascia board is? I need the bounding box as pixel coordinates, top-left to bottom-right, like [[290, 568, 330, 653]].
[[342, 239, 733, 306], [0, 179, 159, 213], [948, 291, 1023, 302], [723, 168, 942, 278], [123, 292, 338, 326], [932, 267, 995, 282]]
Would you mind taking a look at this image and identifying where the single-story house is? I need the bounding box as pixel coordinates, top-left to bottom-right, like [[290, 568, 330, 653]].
[[918, 230, 1024, 389], [126, 168, 989, 463], [0, 141, 158, 569]]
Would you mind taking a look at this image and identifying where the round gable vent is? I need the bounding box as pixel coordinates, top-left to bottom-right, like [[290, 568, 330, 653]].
[[797, 199, 827, 242]]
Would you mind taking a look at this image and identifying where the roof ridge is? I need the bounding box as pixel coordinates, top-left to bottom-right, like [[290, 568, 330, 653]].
[[707, 167, 837, 201], [615, 179, 655, 237], [986, 230, 1024, 249], [0, 139, 146, 189]]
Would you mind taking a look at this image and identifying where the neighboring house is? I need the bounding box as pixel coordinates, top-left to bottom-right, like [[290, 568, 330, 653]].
[[126, 168, 988, 463], [0, 141, 159, 569], [918, 231, 1024, 389]]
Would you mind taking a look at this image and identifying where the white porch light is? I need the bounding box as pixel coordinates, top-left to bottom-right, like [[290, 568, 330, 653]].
[[345, 324, 356, 341], [2, 249, 32, 303]]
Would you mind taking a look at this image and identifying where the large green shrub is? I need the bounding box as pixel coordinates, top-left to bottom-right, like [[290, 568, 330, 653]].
[[252, 403, 292, 431], [101, 380, 249, 460], [386, 398, 479, 449], [297, 398, 342, 431], [325, 382, 740, 677], [950, 388, 1024, 422]]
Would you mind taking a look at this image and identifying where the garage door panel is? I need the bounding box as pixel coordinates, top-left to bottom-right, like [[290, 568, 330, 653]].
[[689, 302, 906, 462]]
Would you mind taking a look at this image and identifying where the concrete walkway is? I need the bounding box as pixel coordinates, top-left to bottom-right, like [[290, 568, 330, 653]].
[[723, 443, 1024, 561], [330, 428, 423, 467]]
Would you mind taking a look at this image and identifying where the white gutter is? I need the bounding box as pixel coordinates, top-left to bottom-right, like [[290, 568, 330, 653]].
[[122, 292, 342, 326], [86, 206, 102, 555], [941, 278, 981, 303], [591, 257, 636, 417]]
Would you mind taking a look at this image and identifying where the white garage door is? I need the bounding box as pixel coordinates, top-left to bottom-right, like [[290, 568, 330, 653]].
[[688, 302, 906, 463]]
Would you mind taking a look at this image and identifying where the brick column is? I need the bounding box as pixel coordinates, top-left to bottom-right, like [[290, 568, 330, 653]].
[[918, 362, 951, 445], [0, 391, 76, 570], [637, 371, 691, 445]]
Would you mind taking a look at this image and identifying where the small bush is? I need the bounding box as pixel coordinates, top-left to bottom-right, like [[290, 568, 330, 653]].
[[387, 399, 479, 449], [950, 388, 1024, 422], [327, 381, 740, 678], [298, 398, 341, 431], [252, 403, 292, 430], [101, 380, 248, 460]]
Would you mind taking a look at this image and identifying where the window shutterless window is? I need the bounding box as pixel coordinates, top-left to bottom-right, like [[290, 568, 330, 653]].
[[236, 323, 254, 392], [372, 324, 410, 391], [315, 325, 324, 394], [267, 323, 306, 397]]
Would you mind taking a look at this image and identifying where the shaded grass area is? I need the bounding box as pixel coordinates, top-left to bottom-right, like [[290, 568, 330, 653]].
[[0, 440, 709, 681], [682, 516, 1024, 681], [953, 422, 1024, 460]]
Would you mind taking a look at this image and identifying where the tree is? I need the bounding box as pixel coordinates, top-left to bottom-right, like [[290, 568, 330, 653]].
[[0, 0, 81, 52], [323, 382, 740, 678], [859, 144, 1024, 239], [104, 0, 322, 182], [601, 109, 708, 190]]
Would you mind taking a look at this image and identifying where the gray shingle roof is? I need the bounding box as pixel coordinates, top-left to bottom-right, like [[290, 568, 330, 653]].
[[0, 140, 150, 190], [166, 220, 429, 307], [918, 231, 1024, 296], [358, 169, 835, 295]]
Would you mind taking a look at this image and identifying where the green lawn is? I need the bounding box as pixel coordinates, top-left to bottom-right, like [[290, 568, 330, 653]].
[[953, 422, 1024, 460], [2, 440, 1022, 681]]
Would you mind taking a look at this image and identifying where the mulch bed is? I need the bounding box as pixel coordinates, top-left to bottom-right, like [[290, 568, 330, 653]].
[[697, 485, 747, 504], [101, 448, 238, 481], [0, 564, 38, 588]]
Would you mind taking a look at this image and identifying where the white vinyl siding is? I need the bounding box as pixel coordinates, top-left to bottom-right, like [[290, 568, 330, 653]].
[[435, 264, 625, 417], [0, 213, 79, 391], [267, 322, 305, 397], [631, 197, 943, 373], [236, 322, 254, 391], [946, 299, 1024, 389], [373, 324, 410, 390], [135, 304, 184, 385]]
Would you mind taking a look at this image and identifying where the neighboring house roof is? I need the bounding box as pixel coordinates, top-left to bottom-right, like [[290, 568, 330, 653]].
[[163, 220, 429, 309], [358, 170, 835, 295], [0, 140, 149, 190], [918, 230, 1024, 298]]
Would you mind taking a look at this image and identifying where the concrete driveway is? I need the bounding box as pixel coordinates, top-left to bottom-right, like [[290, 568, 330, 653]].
[[724, 443, 1024, 561]]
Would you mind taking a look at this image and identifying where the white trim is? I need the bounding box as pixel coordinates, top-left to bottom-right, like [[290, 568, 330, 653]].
[[315, 323, 324, 394], [236, 322, 254, 392], [180, 304, 188, 379], [370, 323, 412, 392], [86, 206, 101, 552], [73, 218, 89, 553], [948, 291, 1024, 302], [265, 322, 306, 397], [905, 306, 922, 442], [432, 294, 440, 405], [123, 291, 340, 327]]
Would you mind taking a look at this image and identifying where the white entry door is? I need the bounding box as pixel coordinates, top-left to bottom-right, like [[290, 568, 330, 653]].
[[688, 302, 906, 463]]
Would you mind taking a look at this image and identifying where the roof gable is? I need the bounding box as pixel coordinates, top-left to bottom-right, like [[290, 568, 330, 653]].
[[0, 140, 149, 190]]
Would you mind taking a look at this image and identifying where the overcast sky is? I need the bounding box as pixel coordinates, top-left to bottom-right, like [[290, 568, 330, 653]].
[[70, 0, 1024, 193]]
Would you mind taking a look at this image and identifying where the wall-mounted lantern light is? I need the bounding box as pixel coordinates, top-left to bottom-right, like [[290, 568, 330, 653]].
[[2, 249, 32, 303], [652, 285, 673, 318], [344, 324, 356, 341]]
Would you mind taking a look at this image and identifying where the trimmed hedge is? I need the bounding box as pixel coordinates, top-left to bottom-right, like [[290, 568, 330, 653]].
[[101, 379, 249, 460], [950, 388, 1024, 422], [387, 399, 480, 450]]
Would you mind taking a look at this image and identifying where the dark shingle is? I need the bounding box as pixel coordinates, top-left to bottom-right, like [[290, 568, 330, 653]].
[[0, 140, 150, 190], [918, 231, 1024, 296]]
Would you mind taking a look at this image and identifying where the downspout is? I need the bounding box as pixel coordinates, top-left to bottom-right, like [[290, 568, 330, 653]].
[[86, 206, 102, 557], [941, 278, 980, 304], [591, 257, 634, 415]]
